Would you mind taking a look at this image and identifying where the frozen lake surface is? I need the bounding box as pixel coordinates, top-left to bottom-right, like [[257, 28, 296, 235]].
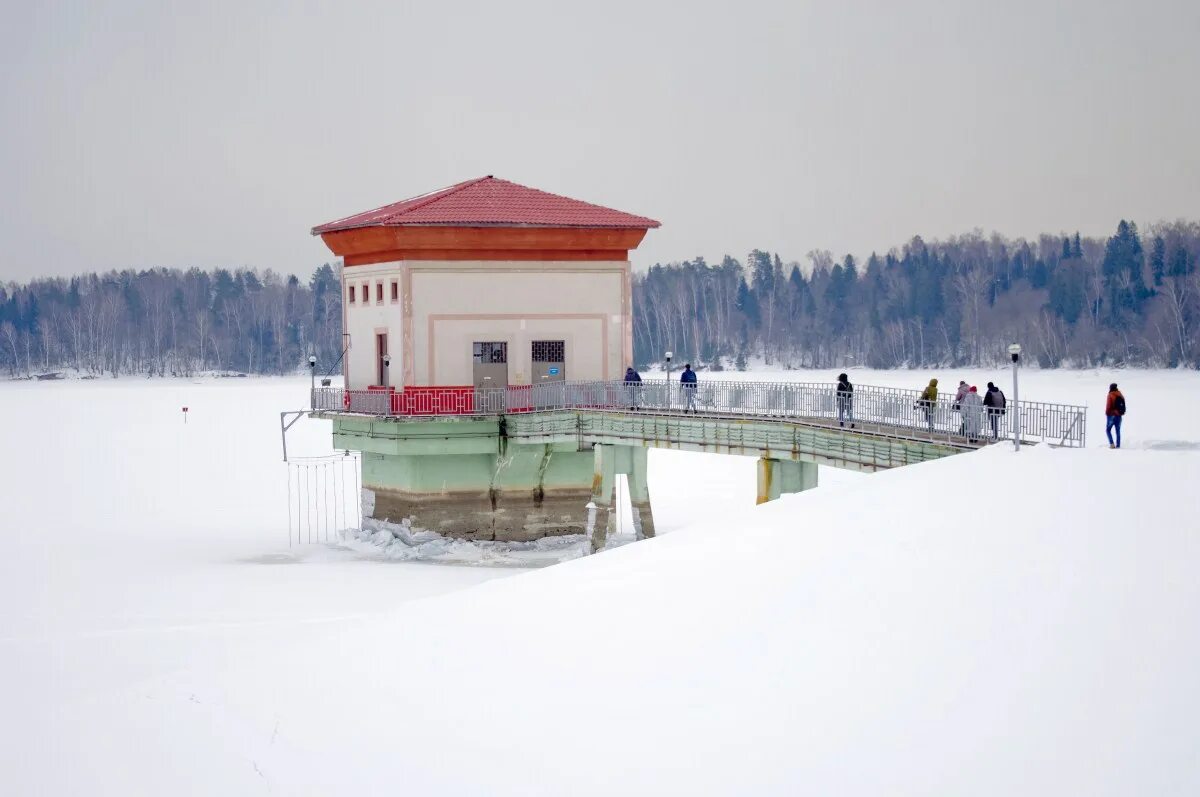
[[1, 369, 1197, 794]]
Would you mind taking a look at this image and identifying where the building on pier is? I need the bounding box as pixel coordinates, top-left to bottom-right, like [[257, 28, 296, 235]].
[[312, 176, 662, 542], [311, 179, 1090, 549]]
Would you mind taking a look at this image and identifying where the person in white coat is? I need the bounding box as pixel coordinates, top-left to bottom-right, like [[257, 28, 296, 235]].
[[953, 380, 970, 434], [960, 385, 985, 442]]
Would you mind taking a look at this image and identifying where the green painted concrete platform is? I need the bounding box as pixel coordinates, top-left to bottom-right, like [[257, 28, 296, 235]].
[[321, 409, 979, 474], [314, 408, 980, 544]]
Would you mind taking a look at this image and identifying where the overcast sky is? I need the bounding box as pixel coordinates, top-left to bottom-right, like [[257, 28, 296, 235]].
[[2, 0, 1197, 283]]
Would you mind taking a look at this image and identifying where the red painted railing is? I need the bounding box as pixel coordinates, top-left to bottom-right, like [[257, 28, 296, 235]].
[[395, 386, 475, 415]]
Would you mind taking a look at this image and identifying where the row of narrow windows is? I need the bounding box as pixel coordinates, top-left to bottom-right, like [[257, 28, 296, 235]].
[[347, 281, 400, 305]]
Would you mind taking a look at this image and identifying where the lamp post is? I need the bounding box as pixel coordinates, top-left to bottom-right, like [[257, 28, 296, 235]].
[[1008, 343, 1021, 451], [308, 354, 317, 408], [664, 350, 673, 409], [382, 354, 392, 414]]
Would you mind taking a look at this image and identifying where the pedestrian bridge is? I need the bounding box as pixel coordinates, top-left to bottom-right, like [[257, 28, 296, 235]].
[[308, 378, 1085, 545], [311, 377, 1087, 471]]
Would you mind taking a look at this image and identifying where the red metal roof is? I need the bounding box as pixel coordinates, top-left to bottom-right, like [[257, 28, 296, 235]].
[[312, 176, 661, 234]]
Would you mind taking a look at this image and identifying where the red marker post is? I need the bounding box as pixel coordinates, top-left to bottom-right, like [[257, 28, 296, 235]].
[[182, 406, 189, 424]]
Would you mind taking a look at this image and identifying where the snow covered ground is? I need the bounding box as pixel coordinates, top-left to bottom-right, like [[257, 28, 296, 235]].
[[1, 370, 1197, 795]]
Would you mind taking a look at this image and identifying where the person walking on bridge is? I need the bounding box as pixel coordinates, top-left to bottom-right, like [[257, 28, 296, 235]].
[[983, 381, 1007, 440], [624, 366, 643, 410], [918, 378, 939, 430], [953, 380, 970, 407], [953, 380, 970, 434], [1105, 383, 1126, 449], [680, 363, 698, 414], [836, 373, 855, 428], [961, 385, 985, 442]]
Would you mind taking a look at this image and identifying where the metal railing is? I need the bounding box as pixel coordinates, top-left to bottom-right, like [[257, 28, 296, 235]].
[[311, 379, 1087, 447]]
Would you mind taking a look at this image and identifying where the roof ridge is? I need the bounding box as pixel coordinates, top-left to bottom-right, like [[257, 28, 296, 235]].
[[384, 175, 492, 222]]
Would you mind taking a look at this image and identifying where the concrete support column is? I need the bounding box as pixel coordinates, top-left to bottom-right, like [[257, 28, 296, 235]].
[[588, 444, 657, 551], [588, 443, 616, 552], [625, 446, 656, 540], [756, 458, 818, 505]]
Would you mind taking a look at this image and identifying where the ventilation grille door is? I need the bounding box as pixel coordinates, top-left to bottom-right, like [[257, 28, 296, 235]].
[[472, 341, 508, 397], [531, 340, 565, 383]]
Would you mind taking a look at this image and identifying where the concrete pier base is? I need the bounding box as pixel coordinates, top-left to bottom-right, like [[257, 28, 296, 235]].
[[367, 485, 592, 542], [756, 458, 818, 504], [587, 443, 655, 552], [336, 417, 657, 544], [628, 456, 655, 541]]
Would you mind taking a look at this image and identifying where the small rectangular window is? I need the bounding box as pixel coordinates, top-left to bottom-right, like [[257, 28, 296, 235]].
[[376, 281, 384, 305], [348, 285, 356, 304], [391, 281, 399, 302], [362, 283, 370, 302]]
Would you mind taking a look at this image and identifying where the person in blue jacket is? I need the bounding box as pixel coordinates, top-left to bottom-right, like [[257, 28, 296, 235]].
[[624, 366, 643, 409], [680, 363, 698, 413]]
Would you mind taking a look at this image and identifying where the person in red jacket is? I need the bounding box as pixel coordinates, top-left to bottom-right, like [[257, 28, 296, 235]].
[[1105, 383, 1126, 449]]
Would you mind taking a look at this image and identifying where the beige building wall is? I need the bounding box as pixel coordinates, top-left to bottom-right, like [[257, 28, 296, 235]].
[[342, 261, 403, 389], [411, 261, 628, 386], [343, 259, 631, 389]]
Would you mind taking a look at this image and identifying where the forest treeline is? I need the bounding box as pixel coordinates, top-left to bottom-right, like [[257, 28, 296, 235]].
[[633, 220, 1200, 370], [0, 265, 344, 377], [2, 219, 1198, 377]]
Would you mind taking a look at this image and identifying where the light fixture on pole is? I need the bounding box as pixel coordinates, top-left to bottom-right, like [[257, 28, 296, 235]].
[[308, 355, 317, 408], [1008, 343, 1021, 451]]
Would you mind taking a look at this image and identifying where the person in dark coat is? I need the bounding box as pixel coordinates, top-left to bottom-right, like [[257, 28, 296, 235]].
[[836, 373, 855, 428], [983, 381, 1007, 440], [680, 363, 698, 413], [624, 366, 643, 410], [1105, 383, 1126, 449]]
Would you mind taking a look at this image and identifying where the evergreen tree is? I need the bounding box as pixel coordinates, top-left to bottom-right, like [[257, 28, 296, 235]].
[[1101, 220, 1147, 324], [1029, 259, 1050, 289], [23, 294, 39, 333], [1048, 264, 1086, 323], [1151, 236, 1167, 286], [748, 249, 775, 295], [1170, 244, 1193, 276], [788, 266, 813, 320], [735, 278, 759, 326]]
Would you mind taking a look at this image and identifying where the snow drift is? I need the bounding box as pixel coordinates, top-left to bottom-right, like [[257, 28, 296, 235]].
[[34, 443, 1200, 796], [3, 371, 1198, 795]]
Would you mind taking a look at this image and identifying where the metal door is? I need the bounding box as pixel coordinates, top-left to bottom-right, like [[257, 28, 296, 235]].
[[376, 333, 389, 387], [531, 340, 565, 382], [531, 340, 566, 409], [473, 341, 508, 412]]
